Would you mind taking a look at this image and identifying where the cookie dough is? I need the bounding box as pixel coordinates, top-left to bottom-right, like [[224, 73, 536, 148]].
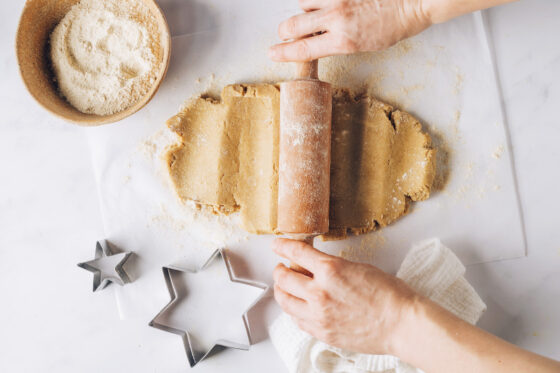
[[166, 84, 436, 239], [167, 85, 279, 234]]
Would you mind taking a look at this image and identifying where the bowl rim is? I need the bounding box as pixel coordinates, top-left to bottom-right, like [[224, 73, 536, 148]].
[[15, 0, 172, 127]]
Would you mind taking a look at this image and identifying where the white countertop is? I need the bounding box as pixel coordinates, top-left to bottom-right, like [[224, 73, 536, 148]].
[[1, 0, 559, 371]]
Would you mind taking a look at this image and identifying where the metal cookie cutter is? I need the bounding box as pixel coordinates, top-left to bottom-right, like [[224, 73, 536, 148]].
[[78, 241, 133, 292], [149, 249, 268, 367]]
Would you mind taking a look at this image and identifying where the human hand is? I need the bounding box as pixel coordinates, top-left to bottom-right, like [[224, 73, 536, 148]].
[[272, 239, 560, 372], [272, 238, 419, 355], [269, 0, 431, 62]]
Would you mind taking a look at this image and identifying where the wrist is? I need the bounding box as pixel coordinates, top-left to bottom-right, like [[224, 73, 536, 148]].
[[386, 294, 429, 357], [420, 0, 452, 24], [421, 0, 517, 24], [402, 0, 434, 34]]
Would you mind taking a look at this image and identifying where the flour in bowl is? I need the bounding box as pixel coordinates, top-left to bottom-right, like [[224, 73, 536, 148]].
[[50, 0, 161, 115]]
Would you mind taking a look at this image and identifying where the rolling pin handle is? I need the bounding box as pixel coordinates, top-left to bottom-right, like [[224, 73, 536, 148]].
[[295, 60, 319, 80], [289, 235, 315, 277]]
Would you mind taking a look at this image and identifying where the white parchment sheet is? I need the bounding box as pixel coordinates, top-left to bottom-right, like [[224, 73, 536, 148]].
[[85, 0, 525, 325]]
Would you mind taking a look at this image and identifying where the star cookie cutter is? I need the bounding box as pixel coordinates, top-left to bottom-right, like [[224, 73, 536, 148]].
[[78, 241, 133, 292], [149, 248, 268, 367]]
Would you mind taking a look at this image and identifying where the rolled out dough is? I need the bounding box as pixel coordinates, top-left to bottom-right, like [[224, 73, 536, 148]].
[[166, 84, 436, 239]]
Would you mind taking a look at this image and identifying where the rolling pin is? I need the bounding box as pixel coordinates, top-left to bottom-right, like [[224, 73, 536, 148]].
[[278, 59, 332, 276]]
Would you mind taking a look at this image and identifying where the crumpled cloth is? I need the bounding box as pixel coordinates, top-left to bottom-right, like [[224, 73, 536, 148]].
[[269, 238, 487, 373]]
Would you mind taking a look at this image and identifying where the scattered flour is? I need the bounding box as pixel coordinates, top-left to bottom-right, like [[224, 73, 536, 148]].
[[492, 145, 505, 159], [339, 232, 387, 263], [150, 202, 248, 249], [137, 128, 248, 248]]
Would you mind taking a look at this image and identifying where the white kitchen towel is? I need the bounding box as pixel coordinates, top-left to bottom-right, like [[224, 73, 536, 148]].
[[269, 238, 487, 373]]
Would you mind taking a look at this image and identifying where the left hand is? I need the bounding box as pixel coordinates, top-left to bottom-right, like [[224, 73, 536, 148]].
[[268, 0, 431, 62], [272, 238, 419, 355]]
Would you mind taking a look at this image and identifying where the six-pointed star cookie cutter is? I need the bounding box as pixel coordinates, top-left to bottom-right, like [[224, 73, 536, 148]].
[[149, 248, 268, 367], [78, 241, 133, 292]]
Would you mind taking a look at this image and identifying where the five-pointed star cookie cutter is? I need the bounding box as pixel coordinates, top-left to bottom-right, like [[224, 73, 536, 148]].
[[149, 248, 268, 367], [78, 240, 133, 292]]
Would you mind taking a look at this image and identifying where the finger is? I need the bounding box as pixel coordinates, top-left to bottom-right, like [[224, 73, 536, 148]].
[[274, 284, 308, 318], [273, 263, 314, 300], [272, 238, 333, 273], [278, 10, 326, 41], [269, 33, 334, 62], [299, 0, 334, 12]]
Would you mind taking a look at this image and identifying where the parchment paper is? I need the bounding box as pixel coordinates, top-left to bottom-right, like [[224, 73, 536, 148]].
[[85, 0, 525, 328]]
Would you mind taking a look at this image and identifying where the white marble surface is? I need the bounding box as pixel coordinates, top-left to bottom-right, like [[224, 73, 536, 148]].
[[0, 0, 559, 372]]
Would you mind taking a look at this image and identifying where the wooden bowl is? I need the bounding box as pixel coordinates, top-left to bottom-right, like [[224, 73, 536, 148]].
[[16, 0, 171, 126]]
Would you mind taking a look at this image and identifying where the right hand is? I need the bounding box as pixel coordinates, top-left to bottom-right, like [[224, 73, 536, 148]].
[[269, 0, 432, 62], [272, 238, 420, 355]]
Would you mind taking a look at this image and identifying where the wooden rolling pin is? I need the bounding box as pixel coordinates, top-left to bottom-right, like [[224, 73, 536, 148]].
[[278, 59, 332, 276]]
